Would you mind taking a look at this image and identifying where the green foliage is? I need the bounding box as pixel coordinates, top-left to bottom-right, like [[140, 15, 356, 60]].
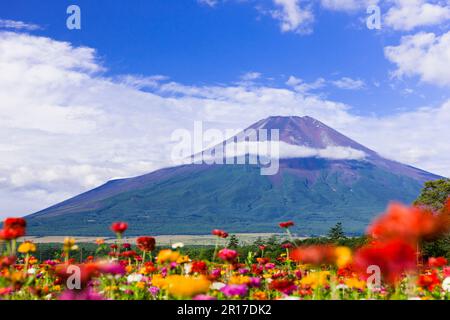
[[422, 235, 450, 260], [327, 222, 346, 243], [414, 178, 450, 210], [227, 235, 240, 248]]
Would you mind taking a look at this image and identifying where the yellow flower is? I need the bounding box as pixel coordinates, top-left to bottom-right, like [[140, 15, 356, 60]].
[[335, 246, 352, 268], [300, 271, 330, 289], [52, 285, 61, 291], [136, 281, 146, 290], [63, 237, 78, 251], [104, 285, 118, 292], [139, 267, 149, 275], [345, 277, 366, 290], [18, 241, 36, 254], [157, 249, 180, 263], [95, 238, 105, 245], [165, 275, 210, 298], [229, 275, 250, 285], [151, 274, 168, 289], [176, 255, 190, 264]]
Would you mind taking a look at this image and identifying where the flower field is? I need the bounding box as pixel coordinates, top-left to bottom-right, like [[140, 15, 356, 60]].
[[1, 201, 450, 300]]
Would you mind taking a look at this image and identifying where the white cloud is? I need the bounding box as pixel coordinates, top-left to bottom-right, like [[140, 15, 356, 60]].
[[278, 143, 366, 160], [0, 31, 449, 217], [385, 0, 450, 31], [345, 100, 450, 177], [385, 30, 450, 86], [320, 0, 379, 12], [197, 0, 219, 7], [272, 0, 314, 34], [241, 72, 262, 81], [287, 76, 365, 91], [0, 19, 41, 31], [286, 76, 326, 93], [332, 77, 366, 90], [202, 141, 366, 161]]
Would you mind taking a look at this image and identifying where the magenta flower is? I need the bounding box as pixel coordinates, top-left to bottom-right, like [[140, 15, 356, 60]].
[[148, 286, 159, 296], [193, 294, 217, 300], [220, 284, 248, 297], [59, 288, 104, 300], [248, 277, 262, 288]]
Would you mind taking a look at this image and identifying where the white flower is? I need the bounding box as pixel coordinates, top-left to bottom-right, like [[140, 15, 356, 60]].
[[210, 282, 226, 290], [184, 263, 192, 275], [127, 273, 143, 283], [442, 277, 450, 292], [27, 268, 36, 275], [172, 242, 184, 249], [280, 296, 301, 300], [336, 284, 348, 290]]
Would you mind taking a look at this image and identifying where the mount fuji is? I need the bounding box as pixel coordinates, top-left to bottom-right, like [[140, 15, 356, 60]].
[[25, 116, 441, 236]]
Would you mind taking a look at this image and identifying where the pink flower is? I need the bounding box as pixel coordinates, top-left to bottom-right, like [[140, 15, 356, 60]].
[[193, 294, 217, 300], [217, 248, 238, 262], [59, 288, 104, 300], [220, 284, 248, 297]]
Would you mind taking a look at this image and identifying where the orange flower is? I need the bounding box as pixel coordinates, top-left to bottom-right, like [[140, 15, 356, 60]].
[[367, 203, 450, 243], [291, 245, 336, 265], [291, 245, 352, 267]]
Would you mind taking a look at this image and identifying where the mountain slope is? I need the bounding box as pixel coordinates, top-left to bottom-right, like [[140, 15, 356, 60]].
[[25, 116, 441, 236]]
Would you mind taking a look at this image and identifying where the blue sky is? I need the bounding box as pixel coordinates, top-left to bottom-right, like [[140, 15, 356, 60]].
[[3, 0, 448, 114], [0, 0, 449, 215]]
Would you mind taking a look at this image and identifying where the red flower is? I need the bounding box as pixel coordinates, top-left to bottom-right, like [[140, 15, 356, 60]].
[[191, 261, 208, 274], [110, 222, 128, 234], [367, 203, 450, 243], [279, 221, 294, 229], [121, 250, 137, 258], [212, 229, 228, 238], [269, 279, 297, 295], [428, 257, 448, 268], [256, 257, 269, 265], [0, 256, 16, 268], [56, 262, 125, 288], [217, 248, 238, 262], [290, 245, 336, 265], [281, 243, 293, 249], [353, 239, 417, 284], [418, 271, 441, 291], [0, 217, 26, 240], [136, 236, 156, 252]]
